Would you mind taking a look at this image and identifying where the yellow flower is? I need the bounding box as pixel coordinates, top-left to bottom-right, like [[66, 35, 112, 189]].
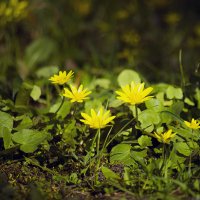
[[116, 82, 153, 105], [154, 129, 176, 144], [49, 70, 74, 85], [80, 107, 116, 129], [63, 84, 91, 103], [184, 118, 200, 130]]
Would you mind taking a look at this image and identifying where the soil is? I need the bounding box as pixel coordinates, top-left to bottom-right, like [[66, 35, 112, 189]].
[[0, 161, 137, 200]]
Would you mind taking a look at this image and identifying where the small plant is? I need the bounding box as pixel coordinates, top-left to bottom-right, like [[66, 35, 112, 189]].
[[0, 68, 199, 199]]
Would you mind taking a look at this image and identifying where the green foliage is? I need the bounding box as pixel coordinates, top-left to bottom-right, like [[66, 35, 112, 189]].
[[30, 85, 41, 101], [0, 62, 200, 199], [101, 166, 120, 180], [138, 135, 152, 148], [12, 129, 50, 153], [166, 86, 183, 100], [35, 66, 59, 78], [1, 127, 12, 149], [174, 142, 192, 156], [117, 69, 141, 87], [138, 109, 160, 132], [62, 119, 77, 147], [24, 37, 58, 69], [0, 111, 13, 134], [1, 0, 200, 197], [110, 144, 134, 165]]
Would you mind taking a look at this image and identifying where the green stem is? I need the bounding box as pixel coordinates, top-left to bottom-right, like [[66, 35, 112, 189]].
[[95, 129, 101, 184], [90, 130, 99, 152], [96, 129, 101, 157], [188, 129, 194, 177], [106, 118, 134, 148], [55, 96, 65, 115], [72, 102, 78, 117], [162, 143, 168, 179], [179, 49, 186, 94], [101, 126, 113, 154], [135, 105, 139, 126], [88, 129, 99, 183]]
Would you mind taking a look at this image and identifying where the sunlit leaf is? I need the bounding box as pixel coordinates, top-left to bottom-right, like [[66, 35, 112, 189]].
[[117, 69, 141, 87], [101, 166, 120, 180], [12, 129, 49, 153], [2, 127, 13, 149], [110, 144, 134, 165], [174, 142, 191, 156], [138, 135, 152, 148], [0, 111, 13, 137], [166, 86, 183, 99], [30, 85, 41, 101]]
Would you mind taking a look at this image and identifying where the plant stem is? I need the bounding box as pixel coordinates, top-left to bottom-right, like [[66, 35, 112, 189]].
[[72, 102, 78, 117], [179, 49, 186, 94], [101, 126, 113, 154], [96, 129, 101, 158], [106, 118, 134, 147], [135, 104, 139, 126], [95, 129, 101, 184], [162, 143, 168, 178], [188, 129, 194, 177], [55, 96, 65, 115]]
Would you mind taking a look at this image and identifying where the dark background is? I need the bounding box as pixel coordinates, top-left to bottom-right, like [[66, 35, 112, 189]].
[[1, 0, 200, 84]]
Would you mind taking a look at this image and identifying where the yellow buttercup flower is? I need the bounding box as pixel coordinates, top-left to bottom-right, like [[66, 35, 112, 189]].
[[49, 70, 74, 85], [116, 82, 153, 105], [154, 129, 176, 144], [80, 107, 116, 129], [63, 84, 91, 103], [184, 118, 200, 130]]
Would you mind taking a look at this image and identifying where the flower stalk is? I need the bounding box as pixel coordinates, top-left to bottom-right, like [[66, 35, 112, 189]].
[[55, 96, 65, 115]]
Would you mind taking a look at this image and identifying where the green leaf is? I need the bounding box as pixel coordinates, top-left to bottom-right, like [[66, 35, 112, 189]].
[[15, 82, 32, 110], [110, 144, 134, 165], [12, 129, 49, 153], [2, 127, 12, 149], [93, 78, 111, 89], [49, 100, 71, 118], [138, 135, 152, 148], [168, 152, 186, 169], [36, 66, 59, 78], [25, 37, 57, 69], [184, 97, 195, 106], [0, 111, 13, 137], [173, 127, 197, 141], [117, 69, 141, 87], [30, 85, 41, 101], [57, 101, 71, 118], [123, 167, 131, 185], [138, 109, 160, 132], [84, 99, 102, 113], [160, 102, 184, 124], [170, 101, 184, 115], [63, 119, 77, 147], [15, 116, 33, 131], [20, 144, 39, 153], [174, 142, 191, 156], [131, 149, 147, 162], [166, 86, 183, 99], [195, 88, 200, 109], [194, 179, 200, 191], [145, 98, 163, 112], [109, 99, 123, 108], [101, 166, 120, 180]]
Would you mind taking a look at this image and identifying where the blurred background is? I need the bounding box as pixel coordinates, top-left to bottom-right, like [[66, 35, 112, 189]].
[[1, 0, 200, 85]]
